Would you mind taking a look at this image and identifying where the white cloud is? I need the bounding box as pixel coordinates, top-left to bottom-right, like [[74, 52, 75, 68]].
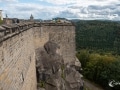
[[0, 0, 18, 2], [0, 0, 120, 20], [2, 3, 64, 19], [39, 0, 120, 6]]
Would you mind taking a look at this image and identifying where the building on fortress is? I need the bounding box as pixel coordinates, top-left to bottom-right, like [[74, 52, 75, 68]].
[[30, 14, 34, 21], [0, 10, 3, 20]]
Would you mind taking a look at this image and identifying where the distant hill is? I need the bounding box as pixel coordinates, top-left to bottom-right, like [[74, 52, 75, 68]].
[[75, 20, 120, 54], [71, 19, 80, 22]]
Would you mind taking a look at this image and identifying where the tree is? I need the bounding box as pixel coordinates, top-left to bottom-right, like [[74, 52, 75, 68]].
[[76, 50, 90, 68], [75, 20, 120, 53]]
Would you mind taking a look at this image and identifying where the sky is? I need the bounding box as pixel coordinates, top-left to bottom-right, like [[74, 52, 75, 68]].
[[0, 0, 120, 20]]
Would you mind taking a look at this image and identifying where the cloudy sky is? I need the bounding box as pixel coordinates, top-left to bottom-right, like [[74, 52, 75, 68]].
[[0, 0, 120, 20]]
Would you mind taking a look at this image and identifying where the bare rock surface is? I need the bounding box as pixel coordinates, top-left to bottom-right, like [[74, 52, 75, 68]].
[[36, 41, 83, 90]]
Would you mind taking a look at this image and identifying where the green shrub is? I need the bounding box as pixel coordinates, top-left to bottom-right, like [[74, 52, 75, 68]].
[[76, 50, 90, 68], [77, 50, 120, 89]]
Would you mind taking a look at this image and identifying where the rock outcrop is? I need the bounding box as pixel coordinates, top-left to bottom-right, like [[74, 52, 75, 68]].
[[36, 41, 83, 90]]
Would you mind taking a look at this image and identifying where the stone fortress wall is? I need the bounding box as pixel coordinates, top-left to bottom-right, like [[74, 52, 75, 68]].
[[0, 22, 75, 90], [0, 23, 37, 90], [34, 23, 76, 64]]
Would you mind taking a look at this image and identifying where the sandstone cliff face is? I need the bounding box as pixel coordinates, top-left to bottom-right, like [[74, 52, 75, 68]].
[[34, 25, 76, 64], [36, 41, 83, 90]]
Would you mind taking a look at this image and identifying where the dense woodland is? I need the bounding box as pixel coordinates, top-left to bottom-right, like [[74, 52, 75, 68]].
[[75, 20, 120, 90], [75, 20, 120, 54]]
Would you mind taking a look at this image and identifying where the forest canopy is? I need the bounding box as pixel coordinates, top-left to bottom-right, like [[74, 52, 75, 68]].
[[75, 20, 120, 90], [75, 20, 120, 54]]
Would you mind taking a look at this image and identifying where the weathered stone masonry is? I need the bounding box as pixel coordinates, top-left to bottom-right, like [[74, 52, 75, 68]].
[[34, 23, 76, 64], [0, 22, 75, 90], [0, 23, 36, 90]]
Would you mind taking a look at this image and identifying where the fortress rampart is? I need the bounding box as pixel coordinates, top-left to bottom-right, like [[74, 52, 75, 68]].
[[0, 22, 75, 90]]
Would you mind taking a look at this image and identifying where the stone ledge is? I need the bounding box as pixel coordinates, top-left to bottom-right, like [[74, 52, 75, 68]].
[[0, 22, 74, 43]]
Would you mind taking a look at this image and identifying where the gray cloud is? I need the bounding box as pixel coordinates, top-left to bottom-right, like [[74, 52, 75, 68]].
[[67, 2, 120, 20], [0, 0, 120, 20], [56, 10, 80, 18]]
